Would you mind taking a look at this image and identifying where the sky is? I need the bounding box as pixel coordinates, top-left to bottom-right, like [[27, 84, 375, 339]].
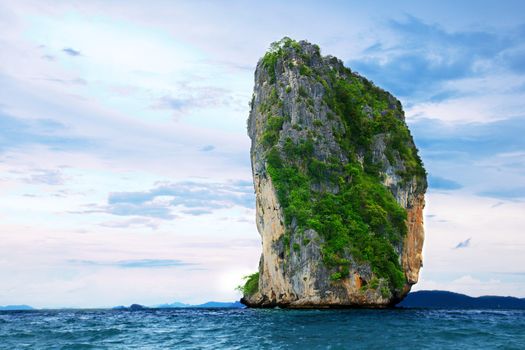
[[0, 0, 524, 308]]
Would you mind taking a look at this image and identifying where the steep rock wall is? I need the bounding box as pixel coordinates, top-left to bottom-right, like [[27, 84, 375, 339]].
[[242, 38, 427, 308]]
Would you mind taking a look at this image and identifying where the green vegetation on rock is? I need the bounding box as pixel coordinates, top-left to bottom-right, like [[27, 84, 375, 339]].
[[325, 70, 426, 190], [256, 38, 427, 294], [266, 143, 407, 290], [237, 272, 259, 296]]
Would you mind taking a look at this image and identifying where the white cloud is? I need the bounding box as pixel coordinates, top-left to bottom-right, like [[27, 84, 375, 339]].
[[0, 221, 260, 307], [406, 89, 525, 124], [418, 192, 525, 297], [0, 1, 524, 307]]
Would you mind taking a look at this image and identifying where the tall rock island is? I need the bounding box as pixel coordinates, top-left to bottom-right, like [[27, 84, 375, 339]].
[[241, 38, 427, 308]]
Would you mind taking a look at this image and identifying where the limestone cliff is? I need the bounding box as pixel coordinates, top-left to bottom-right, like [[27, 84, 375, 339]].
[[241, 38, 427, 308]]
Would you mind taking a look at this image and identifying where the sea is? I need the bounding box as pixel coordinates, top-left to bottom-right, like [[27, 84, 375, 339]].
[[0, 308, 524, 349]]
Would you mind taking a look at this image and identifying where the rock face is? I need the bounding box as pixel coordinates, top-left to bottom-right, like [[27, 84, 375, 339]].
[[241, 38, 427, 308]]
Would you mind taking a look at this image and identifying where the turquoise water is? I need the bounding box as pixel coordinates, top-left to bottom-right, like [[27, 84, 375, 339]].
[[1, 308, 524, 349]]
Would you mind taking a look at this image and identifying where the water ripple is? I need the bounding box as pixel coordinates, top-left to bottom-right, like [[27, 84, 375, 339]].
[[0, 308, 523, 349]]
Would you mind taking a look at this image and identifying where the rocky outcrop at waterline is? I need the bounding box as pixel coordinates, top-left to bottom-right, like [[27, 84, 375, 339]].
[[241, 38, 427, 308]]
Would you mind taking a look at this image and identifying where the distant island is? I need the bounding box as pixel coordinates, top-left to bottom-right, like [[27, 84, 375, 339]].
[[155, 301, 244, 309], [113, 301, 244, 310], [0, 304, 34, 311], [397, 290, 525, 309], [3, 292, 525, 310]]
